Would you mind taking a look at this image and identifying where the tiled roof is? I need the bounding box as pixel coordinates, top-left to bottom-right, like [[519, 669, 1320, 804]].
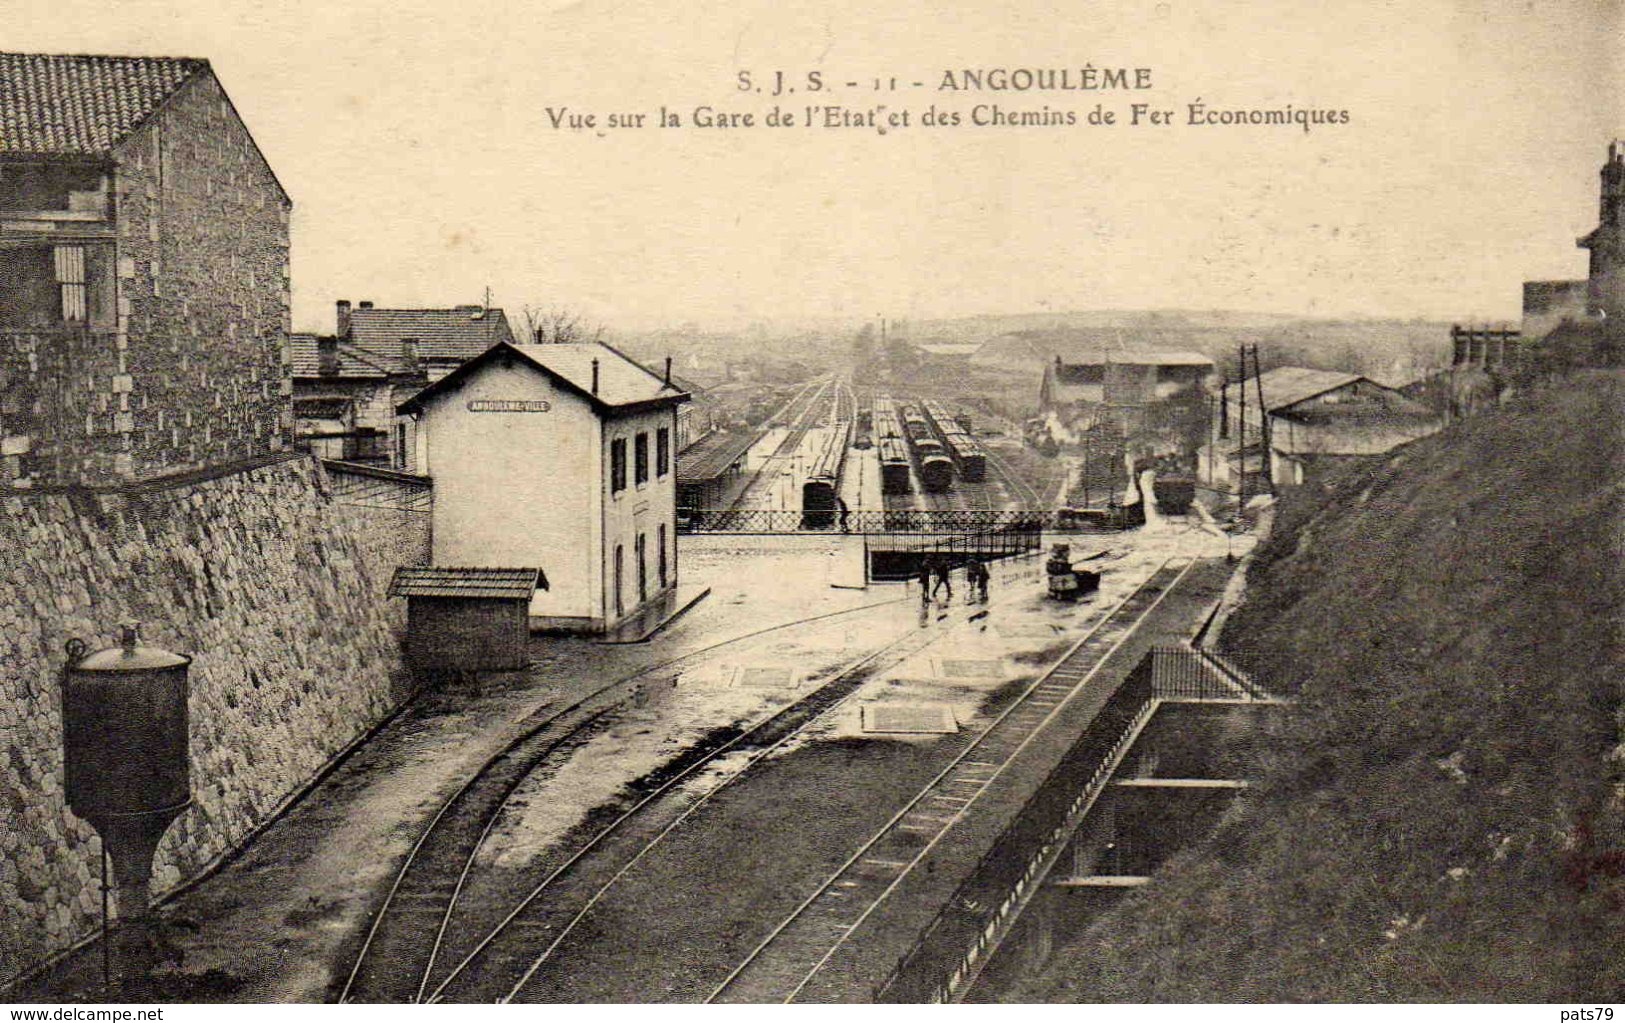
[[0, 52, 207, 154], [347, 307, 516, 366], [287, 333, 392, 379], [388, 566, 545, 600]]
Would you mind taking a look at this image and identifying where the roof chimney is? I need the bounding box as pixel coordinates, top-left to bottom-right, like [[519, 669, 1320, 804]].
[[664, 356, 672, 385], [336, 299, 352, 338], [591, 358, 599, 396], [318, 336, 339, 376], [358, 300, 373, 310], [401, 338, 419, 370]]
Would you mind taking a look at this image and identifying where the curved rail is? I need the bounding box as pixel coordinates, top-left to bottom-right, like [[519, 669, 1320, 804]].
[[337, 592, 909, 1003], [465, 618, 959, 1003]]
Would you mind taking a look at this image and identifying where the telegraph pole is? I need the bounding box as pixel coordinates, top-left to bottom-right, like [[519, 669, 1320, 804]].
[[1236, 345, 1247, 500]]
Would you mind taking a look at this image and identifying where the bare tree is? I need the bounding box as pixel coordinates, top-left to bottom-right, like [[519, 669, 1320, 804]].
[[522, 305, 605, 344]]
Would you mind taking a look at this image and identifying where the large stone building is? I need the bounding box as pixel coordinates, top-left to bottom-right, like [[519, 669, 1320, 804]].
[[290, 300, 515, 468], [399, 341, 688, 633], [0, 53, 292, 487]]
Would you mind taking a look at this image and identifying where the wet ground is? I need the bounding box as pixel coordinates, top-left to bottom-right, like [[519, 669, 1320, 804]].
[[14, 521, 1249, 1003]]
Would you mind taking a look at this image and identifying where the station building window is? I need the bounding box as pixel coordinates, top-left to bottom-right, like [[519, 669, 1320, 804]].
[[658, 524, 668, 587], [634, 431, 649, 486], [610, 437, 627, 493], [636, 532, 647, 603], [657, 426, 670, 478], [613, 544, 624, 616]]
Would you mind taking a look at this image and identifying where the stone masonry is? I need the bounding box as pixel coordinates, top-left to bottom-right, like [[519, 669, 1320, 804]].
[[0, 456, 424, 985]]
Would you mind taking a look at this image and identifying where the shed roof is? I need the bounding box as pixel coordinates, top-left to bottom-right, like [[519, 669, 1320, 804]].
[[1245, 367, 1366, 412], [397, 341, 690, 416], [677, 427, 759, 483], [0, 52, 206, 155], [388, 566, 545, 600], [1058, 349, 1215, 368]]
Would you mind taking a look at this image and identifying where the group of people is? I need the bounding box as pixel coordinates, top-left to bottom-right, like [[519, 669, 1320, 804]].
[[918, 552, 991, 603]]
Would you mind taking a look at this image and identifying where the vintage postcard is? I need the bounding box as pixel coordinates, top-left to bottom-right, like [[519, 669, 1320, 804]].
[[0, 0, 1619, 1010]]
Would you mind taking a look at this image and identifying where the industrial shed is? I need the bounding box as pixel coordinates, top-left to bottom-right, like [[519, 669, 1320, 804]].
[[388, 566, 546, 672], [676, 426, 759, 519]]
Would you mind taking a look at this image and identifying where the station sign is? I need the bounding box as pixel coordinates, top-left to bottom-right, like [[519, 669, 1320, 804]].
[[468, 399, 552, 413]]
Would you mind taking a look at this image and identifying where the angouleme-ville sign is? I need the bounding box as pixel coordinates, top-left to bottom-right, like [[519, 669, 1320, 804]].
[[468, 399, 552, 412]]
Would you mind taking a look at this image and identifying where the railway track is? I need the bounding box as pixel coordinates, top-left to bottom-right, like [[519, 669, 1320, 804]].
[[981, 445, 1041, 510], [444, 613, 969, 1004], [707, 558, 1193, 1004], [336, 593, 910, 1004], [725, 377, 843, 517]]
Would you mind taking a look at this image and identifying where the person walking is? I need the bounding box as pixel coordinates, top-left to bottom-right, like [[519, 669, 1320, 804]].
[[932, 555, 953, 600], [837, 495, 850, 533], [967, 557, 990, 602], [918, 554, 934, 602]]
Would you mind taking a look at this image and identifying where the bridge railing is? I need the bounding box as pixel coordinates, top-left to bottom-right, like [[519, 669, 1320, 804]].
[[879, 655, 1158, 1003], [880, 642, 1273, 1001]]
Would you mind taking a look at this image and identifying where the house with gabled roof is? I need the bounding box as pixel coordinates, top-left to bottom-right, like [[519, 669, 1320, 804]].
[[397, 340, 689, 633], [0, 52, 292, 486], [290, 299, 516, 469]]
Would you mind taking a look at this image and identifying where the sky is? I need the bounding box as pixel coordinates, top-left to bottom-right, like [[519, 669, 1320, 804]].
[[4, 0, 1620, 332]]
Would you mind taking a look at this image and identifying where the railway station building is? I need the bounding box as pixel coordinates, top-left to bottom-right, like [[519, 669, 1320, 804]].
[[398, 341, 689, 633]]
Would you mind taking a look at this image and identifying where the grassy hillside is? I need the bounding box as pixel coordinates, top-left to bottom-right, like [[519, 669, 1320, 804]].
[[1010, 369, 1623, 1002]]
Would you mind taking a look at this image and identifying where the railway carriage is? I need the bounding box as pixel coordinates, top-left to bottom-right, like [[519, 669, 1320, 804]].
[[902, 407, 933, 441], [878, 434, 913, 494], [943, 430, 987, 482], [916, 452, 954, 492], [800, 417, 850, 528]]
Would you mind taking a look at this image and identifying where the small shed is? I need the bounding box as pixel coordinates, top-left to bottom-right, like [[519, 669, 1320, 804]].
[[388, 567, 545, 672]]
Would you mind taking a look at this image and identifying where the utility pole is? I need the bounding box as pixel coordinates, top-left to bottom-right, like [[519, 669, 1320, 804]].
[[1251, 344, 1273, 493], [1236, 344, 1247, 500]]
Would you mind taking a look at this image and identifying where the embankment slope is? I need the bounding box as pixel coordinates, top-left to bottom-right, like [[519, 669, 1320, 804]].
[[1012, 369, 1622, 1001]]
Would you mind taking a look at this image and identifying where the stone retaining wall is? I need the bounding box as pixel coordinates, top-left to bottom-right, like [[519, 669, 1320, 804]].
[[0, 455, 425, 984]]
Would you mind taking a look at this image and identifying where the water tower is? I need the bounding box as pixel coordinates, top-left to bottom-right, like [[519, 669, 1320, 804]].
[[62, 625, 192, 926]]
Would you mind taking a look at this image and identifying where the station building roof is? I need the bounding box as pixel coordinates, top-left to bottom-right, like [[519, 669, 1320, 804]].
[[396, 341, 690, 416]]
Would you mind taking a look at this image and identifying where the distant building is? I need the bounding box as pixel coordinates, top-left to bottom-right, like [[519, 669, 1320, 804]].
[[398, 341, 688, 633], [1039, 350, 1214, 412], [0, 52, 292, 487], [1578, 139, 1624, 322], [290, 300, 515, 469], [1224, 367, 1441, 487]]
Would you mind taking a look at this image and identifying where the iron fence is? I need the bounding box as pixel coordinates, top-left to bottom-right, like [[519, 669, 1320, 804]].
[[677, 507, 1134, 535], [1146, 644, 1258, 700], [867, 522, 1044, 581]]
